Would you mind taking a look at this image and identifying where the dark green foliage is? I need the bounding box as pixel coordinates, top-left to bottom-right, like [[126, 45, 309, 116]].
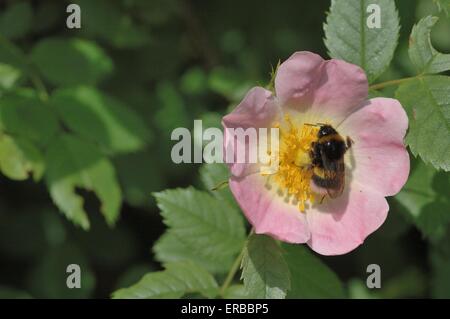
[[0, 0, 448, 299]]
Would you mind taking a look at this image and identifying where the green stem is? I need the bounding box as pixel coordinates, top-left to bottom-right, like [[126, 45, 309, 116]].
[[219, 229, 253, 297], [369, 76, 420, 90], [219, 243, 246, 297], [28, 70, 49, 101], [211, 180, 229, 191]]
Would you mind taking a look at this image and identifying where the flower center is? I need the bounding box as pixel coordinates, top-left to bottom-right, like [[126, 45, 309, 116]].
[[272, 115, 319, 211]]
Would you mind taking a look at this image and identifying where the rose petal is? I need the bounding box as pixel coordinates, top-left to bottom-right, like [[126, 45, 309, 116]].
[[229, 173, 311, 243], [275, 52, 368, 121], [222, 87, 280, 177], [222, 87, 279, 129], [306, 185, 389, 256], [339, 97, 410, 196], [310, 59, 368, 120], [275, 51, 324, 107]]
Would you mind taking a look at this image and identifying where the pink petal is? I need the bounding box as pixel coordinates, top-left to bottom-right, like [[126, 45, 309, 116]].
[[222, 87, 279, 129], [275, 51, 324, 107], [222, 87, 280, 177], [229, 174, 311, 243], [339, 98, 410, 197], [306, 186, 389, 256], [310, 59, 368, 120], [275, 51, 368, 120]]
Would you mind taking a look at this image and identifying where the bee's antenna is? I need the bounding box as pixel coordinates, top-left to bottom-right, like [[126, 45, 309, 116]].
[[304, 122, 329, 127]]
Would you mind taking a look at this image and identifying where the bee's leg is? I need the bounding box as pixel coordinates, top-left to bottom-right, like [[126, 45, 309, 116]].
[[346, 136, 354, 149], [320, 194, 326, 204]]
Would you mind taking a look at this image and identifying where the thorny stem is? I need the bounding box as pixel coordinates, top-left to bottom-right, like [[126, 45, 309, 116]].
[[219, 229, 254, 297], [369, 75, 421, 90]]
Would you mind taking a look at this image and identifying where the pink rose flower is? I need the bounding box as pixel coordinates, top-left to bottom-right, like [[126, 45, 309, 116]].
[[222, 51, 410, 256]]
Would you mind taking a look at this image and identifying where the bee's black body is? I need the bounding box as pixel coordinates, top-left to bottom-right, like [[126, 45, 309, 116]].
[[309, 124, 350, 197], [311, 126, 347, 166]]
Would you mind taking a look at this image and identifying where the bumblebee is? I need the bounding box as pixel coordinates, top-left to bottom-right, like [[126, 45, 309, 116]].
[[309, 124, 352, 198]]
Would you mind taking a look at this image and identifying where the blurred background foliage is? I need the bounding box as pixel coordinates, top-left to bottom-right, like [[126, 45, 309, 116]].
[[0, 0, 449, 298]]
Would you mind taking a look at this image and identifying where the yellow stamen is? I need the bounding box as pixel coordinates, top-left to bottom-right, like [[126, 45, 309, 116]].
[[265, 115, 319, 212]]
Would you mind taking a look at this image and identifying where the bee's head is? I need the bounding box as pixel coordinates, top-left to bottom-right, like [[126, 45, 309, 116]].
[[318, 124, 337, 138]]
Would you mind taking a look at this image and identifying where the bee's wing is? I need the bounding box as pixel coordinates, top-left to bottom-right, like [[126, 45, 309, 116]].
[[320, 152, 345, 198], [323, 168, 345, 198]]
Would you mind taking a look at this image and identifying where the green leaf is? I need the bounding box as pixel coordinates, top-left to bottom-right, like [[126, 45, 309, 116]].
[[0, 134, 44, 181], [112, 261, 218, 299], [403, 162, 443, 207], [154, 82, 190, 132], [0, 90, 59, 147], [108, 16, 149, 49], [368, 88, 386, 99], [434, 0, 450, 16], [51, 87, 152, 155], [241, 234, 290, 299], [154, 187, 246, 260], [395, 76, 450, 171], [395, 161, 450, 242], [324, 0, 400, 83], [153, 231, 233, 274], [208, 67, 252, 101], [199, 163, 237, 209], [45, 134, 122, 230], [115, 264, 156, 290], [283, 244, 345, 298], [379, 267, 427, 298], [430, 230, 450, 298], [0, 2, 32, 39], [32, 1, 63, 34], [348, 279, 379, 299], [114, 150, 164, 207], [0, 63, 21, 90], [180, 67, 208, 95], [126, 0, 179, 26], [409, 16, 450, 74], [223, 284, 248, 299], [72, 0, 120, 38], [0, 33, 28, 70], [31, 38, 113, 86], [431, 251, 450, 298], [73, 0, 149, 48]]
